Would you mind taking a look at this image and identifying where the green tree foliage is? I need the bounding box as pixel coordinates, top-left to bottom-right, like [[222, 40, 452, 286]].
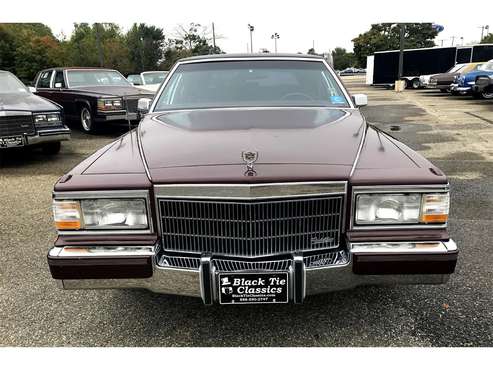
[[0, 22, 221, 82], [332, 47, 356, 70], [126, 23, 165, 72], [352, 23, 438, 67], [160, 23, 222, 70], [481, 33, 493, 43]]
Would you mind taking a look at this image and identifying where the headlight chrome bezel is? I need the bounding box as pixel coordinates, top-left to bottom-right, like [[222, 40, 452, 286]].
[[97, 98, 124, 112], [53, 190, 153, 234], [33, 112, 63, 127], [351, 185, 450, 230]]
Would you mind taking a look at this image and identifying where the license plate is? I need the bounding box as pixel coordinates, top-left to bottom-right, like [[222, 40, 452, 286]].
[[0, 135, 24, 148], [218, 272, 289, 304]]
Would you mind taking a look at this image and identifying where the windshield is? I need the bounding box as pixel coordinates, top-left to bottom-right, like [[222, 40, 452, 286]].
[[154, 60, 349, 111], [142, 71, 168, 85], [479, 61, 493, 71], [0, 72, 28, 93], [67, 70, 131, 87]]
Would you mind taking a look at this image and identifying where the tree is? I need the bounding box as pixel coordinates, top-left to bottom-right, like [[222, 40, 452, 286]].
[[352, 23, 438, 67], [331, 47, 355, 70], [160, 23, 222, 70], [481, 33, 493, 44], [126, 23, 165, 72]]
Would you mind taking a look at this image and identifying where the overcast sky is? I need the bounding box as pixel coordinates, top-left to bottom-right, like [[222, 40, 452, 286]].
[[2, 0, 491, 54]]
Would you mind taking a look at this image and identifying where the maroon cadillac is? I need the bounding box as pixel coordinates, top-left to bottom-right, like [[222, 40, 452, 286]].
[[48, 54, 457, 305]]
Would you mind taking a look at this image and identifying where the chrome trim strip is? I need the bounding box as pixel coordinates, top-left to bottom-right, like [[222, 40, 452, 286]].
[[136, 123, 152, 181], [350, 241, 454, 254], [50, 245, 156, 258], [154, 181, 347, 200], [349, 119, 368, 178], [349, 185, 449, 231], [53, 190, 154, 235]]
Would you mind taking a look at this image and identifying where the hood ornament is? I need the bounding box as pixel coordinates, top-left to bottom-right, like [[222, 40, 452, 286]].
[[242, 151, 258, 176]]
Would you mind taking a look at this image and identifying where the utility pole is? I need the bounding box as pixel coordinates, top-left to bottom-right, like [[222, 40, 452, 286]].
[[248, 24, 254, 53], [398, 24, 405, 80], [212, 22, 216, 52], [451, 36, 456, 46], [480, 25, 490, 42], [271, 33, 279, 53], [95, 23, 104, 67]]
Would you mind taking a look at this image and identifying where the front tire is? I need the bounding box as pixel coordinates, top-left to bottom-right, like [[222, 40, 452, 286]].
[[411, 78, 420, 89], [42, 141, 61, 155], [481, 90, 493, 99], [80, 106, 96, 133]]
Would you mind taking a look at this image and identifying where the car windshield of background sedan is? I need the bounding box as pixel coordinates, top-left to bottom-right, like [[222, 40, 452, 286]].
[[66, 69, 131, 88], [142, 71, 167, 85], [478, 60, 493, 71], [154, 60, 350, 111], [0, 71, 28, 94]]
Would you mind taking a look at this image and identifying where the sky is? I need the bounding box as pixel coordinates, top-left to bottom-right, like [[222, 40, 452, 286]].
[[1, 0, 491, 54]]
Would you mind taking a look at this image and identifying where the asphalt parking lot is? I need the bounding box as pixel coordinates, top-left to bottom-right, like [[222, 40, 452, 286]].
[[1, 76, 492, 346]]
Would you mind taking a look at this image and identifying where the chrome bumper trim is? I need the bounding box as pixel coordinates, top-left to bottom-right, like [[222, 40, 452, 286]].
[[26, 127, 71, 145], [54, 239, 457, 301]]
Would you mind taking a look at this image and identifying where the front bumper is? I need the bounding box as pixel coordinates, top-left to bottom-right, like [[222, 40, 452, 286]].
[[26, 126, 71, 146], [450, 83, 472, 94], [48, 240, 458, 304], [95, 111, 139, 123]]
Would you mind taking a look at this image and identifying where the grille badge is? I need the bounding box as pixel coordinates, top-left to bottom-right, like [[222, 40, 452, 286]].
[[242, 151, 258, 172]]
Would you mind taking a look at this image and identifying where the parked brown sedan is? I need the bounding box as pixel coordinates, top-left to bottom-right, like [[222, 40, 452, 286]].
[[47, 54, 457, 305], [428, 62, 482, 92]]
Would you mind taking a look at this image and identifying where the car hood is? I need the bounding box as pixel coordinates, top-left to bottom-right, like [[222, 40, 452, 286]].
[[432, 72, 457, 81], [463, 70, 493, 81], [68, 85, 153, 97], [139, 107, 366, 182], [0, 92, 59, 112]]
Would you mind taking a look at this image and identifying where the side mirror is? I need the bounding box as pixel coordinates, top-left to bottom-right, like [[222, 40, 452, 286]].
[[54, 82, 62, 88], [352, 94, 368, 107], [137, 98, 152, 114], [28, 86, 37, 93]]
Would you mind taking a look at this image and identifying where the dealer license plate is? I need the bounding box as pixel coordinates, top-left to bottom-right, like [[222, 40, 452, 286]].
[[0, 136, 24, 148], [218, 272, 289, 305]]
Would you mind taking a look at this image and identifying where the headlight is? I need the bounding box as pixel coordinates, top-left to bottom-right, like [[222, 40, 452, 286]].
[[97, 98, 123, 111], [34, 112, 62, 126], [53, 198, 148, 231], [355, 192, 449, 226]]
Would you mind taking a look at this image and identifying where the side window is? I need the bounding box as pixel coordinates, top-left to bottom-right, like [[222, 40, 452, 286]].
[[54, 71, 66, 88], [37, 70, 53, 88]]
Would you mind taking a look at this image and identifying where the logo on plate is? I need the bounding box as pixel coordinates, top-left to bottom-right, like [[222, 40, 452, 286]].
[[221, 287, 233, 295], [221, 277, 231, 286]]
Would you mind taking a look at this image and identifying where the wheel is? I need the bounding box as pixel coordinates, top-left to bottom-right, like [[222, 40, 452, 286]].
[[411, 78, 420, 89], [481, 90, 493, 99], [42, 141, 61, 155], [80, 106, 96, 133]]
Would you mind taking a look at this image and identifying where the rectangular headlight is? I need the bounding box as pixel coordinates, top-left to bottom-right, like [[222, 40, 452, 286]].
[[97, 98, 123, 111], [53, 198, 148, 231], [34, 112, 62, 126], [355, 192, 449, 226]]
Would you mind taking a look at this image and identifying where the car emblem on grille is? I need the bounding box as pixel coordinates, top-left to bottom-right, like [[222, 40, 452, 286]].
[[242, 151, 258, 177]]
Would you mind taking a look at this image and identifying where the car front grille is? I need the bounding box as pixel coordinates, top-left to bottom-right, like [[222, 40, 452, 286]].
[[158, 195, 343, 258], [0, 115, 35, 137], [124, 98, 139, 114]]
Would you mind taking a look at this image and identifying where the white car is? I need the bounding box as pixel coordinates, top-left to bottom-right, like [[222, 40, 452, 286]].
[[127, 71, 168, 93]]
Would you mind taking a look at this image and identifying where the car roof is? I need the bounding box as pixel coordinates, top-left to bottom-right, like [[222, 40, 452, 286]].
[[177, 53, 325, 63]]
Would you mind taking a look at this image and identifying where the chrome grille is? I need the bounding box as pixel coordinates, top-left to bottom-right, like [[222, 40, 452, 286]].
[[124, 98, 138, 114], [304, 250, 349, 268], [214, 259, 291, 272], [0, 115, 35, 137], [159, 196, 343, 257]]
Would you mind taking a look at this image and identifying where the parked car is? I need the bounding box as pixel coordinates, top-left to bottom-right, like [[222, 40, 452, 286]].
[[472, 75, 493, 99], [450, 59, 493, 98], [426, 63, 483, 92], [0, 70, 70, 154], [47, 54, 457, 305], [33, 67, 154, 133], [127, 71, 169, 93]]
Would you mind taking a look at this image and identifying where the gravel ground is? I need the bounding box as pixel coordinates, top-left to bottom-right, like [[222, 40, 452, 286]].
[[0, 77, 491, 346]]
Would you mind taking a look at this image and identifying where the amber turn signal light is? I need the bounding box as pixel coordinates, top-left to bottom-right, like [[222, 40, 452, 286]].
[[53, 200, 82, 230]]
